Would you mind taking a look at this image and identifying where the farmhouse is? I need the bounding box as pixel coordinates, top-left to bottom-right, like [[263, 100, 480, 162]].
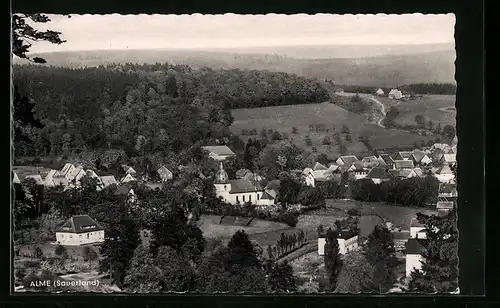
[[156, 165, 173, 182], [437, 201, 454, 217], [440, 154, 457, 166], [202, 145, 235, 161], [47, 175, 70, 187], [59, 163, 76, 180], [365, 167, 394, 184], [114, 184, 137, 203], [122, 165, 137, 175], [361, 156, 385, 169], [406, 238, 425, 277], [214, 163, 274, 206], [393, 160, 415, 170], [377, 154, 394, 166], [411, 150, 432, 166], [66, 166, 86, 183], [335, 155, 359, 166], [376, 88, 384, 96], [121, 173, 137, 184], [388, 89, 403, 100], [56, 215, 104, 246], [317, 230, 359, 256], [410, 217, 426, 239], [394, 151, 413, 161], [434, 165, 455, 183], [100, 175, 118, 188]]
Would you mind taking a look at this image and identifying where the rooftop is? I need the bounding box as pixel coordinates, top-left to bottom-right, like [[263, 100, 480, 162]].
[[230, 178, 263, 194], [406, 238, 425, 255], [202, 145, 235, 156], [56, 215, 103, 234], [393, 160, 415, 169]]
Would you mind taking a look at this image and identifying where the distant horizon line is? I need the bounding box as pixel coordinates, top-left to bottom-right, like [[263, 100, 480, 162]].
[[27, 41, 455, 55]]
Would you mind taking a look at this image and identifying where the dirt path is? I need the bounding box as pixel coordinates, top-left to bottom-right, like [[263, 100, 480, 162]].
[[368, 95, 387, 128]]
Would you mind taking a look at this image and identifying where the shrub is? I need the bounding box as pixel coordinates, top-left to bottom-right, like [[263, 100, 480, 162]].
[[24, 260, 41, 269], [32, 246, 44, 259], [347, 209, 360, 216], [277, 212, 299, 227]]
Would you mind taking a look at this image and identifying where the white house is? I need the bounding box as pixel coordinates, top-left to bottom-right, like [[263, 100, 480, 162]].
[[410, 217, 426, 239], [214, 163, 274, 206], [406, 238, 425, 277], [121, 173, 137, 184], [59, 163, 76, 181], [202, 145, 235, 161], [434, 165, 455, 183], [100, 175, 118, 188], [440, 154, 457, 166], [317, 231, 359, 256], [388, 89, 403, 100], [376, 88, 385, 96], [66, 166, 87, 183], [157, 165, 173, 182], [55, 215, 104, 246], [302, 165, 337, 187]]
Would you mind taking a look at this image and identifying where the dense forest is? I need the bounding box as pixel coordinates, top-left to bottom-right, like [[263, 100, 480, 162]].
[[13, 63, 330, 158]]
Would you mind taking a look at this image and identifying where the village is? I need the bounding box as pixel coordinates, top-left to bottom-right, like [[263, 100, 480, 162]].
[[13, 136, 458, 292]]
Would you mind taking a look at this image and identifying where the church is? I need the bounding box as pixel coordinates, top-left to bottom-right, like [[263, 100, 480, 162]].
[[214, 163, 275, 206]]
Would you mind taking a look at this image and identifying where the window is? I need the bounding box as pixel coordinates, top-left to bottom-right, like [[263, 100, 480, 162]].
[[87, 234, 90, 239], [236, 196, 239, 203], [224, 185, 227, 190], [249, 195, 252, 202], [257, 194, 260, 200], [243, 195, 245, 202]]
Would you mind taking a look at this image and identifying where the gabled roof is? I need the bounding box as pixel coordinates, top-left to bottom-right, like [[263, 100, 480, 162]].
[[389, 89, 401, 94], [337, 155, 359, 166], [393, 160, 415, 169], [157, 165, 173, 180], [312, 169, 334, 181], [202, 145, 235, 156], [122, 165, 137, 174], [313, 162, 328, 171], [441, 154, 456, 163], [366, 167, 393, 180], [265, 189, 278, 199], [86, 169, 100, 178], [431, 143, 451, 152], [397, 151, 413, 160], [114, 185, 134, 196], [60, 163, 75, 176], [24, 175, 44, 185], [376, 88, 384, 94], [100, 175, 118, 187], [378, 154, 394, 165], [411, 150, 427, 163], [328, 164, 340, 172], [229, 179, 263, 194], [398, 169, 415, 178], [67, 166, 86, 182], [339, 164, 356, 173], [44, 169, 58, 185], [436, 165, 453, 175], [406, 238, 425, 255], [388, 169, 401, 178], [260, 191, 275, 200], [121, 173, 136, 183], [437, 201, 454, 209], [56, 215, 103, 234], [413, 168, 424, 177]]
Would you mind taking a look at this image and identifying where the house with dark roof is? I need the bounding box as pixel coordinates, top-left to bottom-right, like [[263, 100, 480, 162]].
[[366, 167, 395, 184], [393, 160, 415, 170], [100, 175, 118, 188], [56, 215, 104, 246], [114, 184, 137, 203], [410, 217, 426, 239], [406, 238, 425, 277], [378, 154, 394, 165], [411, 150, 432, 166], [213, 163, 274, 206], [335, 155, 359, 166], [394, 151, 413, 161], [202, 145, 235, 161], [361, 156, 382, 169]]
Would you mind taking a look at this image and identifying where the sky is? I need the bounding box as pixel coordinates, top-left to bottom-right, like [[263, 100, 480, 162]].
[[25, 13, 456, 53]]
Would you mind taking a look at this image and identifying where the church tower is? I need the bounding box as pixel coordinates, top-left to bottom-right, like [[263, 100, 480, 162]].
[[214, 162, 231, 201]]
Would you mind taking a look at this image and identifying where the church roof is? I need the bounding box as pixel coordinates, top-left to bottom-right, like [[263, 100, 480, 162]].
[[229, 179, 263, 194]]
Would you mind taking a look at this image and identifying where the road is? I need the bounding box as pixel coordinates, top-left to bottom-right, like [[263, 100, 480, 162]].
[[368, 95, 387, 128]]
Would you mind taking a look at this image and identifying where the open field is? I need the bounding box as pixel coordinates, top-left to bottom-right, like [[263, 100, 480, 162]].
[[392, 95, 456, 127], [231, 102, 436, 157]]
